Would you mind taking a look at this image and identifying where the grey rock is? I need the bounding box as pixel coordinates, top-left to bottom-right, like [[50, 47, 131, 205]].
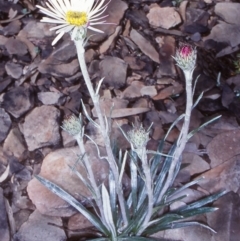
[[90, 0, 128, 42], [37, 92, 65, 105], [38, 40, 79, 78], [2, 87, 34, 118], [147, 5, 181, 29], [0, 108, 11, 143], [22, 105, 60, 151], [204, 21, 240, 48], [3, 127, 25, 159], [5, 38, 28, 56], [130, 29, 160, 64], [27, 145, 109, 216], [100, 56, 128, 89], [14, 210, 66, 241], [5, 62, 22, 79], [207, 191, 240, 241], [2, 20, 21, 36], [215, 3, 240, 25], [0, 188, 10, 241]]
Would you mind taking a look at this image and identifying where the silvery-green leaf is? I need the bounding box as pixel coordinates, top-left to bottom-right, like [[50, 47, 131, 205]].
[[130, 150, 138, 215], [102, 185, 117, 237], [187, 115, 221, 140], [35, 175, 109, 236]]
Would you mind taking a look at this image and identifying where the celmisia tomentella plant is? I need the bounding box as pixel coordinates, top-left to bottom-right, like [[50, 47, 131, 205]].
[[35, 1, 226, 240]]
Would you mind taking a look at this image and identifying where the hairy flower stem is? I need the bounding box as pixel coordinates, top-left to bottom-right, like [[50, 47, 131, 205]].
[[75, 135, 106, 224], [75, 40, 128, 227], [158, 74, 193, 202], [137, 149, 153, 235]]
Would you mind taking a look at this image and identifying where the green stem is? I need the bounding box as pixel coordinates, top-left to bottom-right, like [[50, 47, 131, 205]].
[[75, 40, 128, 227]]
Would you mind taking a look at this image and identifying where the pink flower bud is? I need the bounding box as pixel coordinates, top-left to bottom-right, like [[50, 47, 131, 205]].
[[173, 43, 197, 81]]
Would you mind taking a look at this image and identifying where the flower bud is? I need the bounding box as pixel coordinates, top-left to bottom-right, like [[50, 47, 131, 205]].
[[173, 44, 197, 81], [127, 125, 150, 150], [62, 114, 84, 138]]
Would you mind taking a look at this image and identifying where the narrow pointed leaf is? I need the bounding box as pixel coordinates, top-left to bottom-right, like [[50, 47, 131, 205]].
[[35, 175, 109, 235]]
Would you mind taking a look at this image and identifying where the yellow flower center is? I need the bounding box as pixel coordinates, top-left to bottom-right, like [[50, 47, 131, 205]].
[[66, 11, 88, 26]]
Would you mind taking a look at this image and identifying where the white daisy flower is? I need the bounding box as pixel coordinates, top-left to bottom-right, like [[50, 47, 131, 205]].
[[37, 0, 110, 45]]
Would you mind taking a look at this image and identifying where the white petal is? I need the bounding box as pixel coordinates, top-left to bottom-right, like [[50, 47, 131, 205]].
[[87, 25, 104, 33], [50, 23, 69, 31], [52, 31, 65, 45], [56, 24, 74, 33], [41, 17, 66, 24]]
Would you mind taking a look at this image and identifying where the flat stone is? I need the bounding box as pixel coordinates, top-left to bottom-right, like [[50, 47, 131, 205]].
[[27, 145, 109, 216], [5, 38, 28, 56], [155, 36, 176, 77], [0, 187, 10, 241], [122, 81, 145, 99], [100, 56, 128, 89], [207, 129, 240, 168], [90, 0, 128, 42], [140, 86, 157, 97], [5, 62, 22, 79], [22, 105, 60, 151], [14, 210, 66, 241], [68, 213, 92, 238], [38, 40, 79, 78], [207, 192, 240, 241], [198, 156, 240, 193], [130, 29, 160, 64], [2, 20, 21, 36], [2, 87, 34, 118], [0, 35, 8, 45], [204, 21, 240, 48], [215, 3, 240, 25], [181, 153, 210, 176], [0, 108, 11, 143], [147, 5, 181, 29], [3, 127, 25, 159], [37, 92, 65, 105]]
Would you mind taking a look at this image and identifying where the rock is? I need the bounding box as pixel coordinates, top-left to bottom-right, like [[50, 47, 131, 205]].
[[22, 105, 60, 151], [5, 38, 28, 56], [13, 209, 32, 232], [190, 32, 201, 42], [3, 127, 25, 159], [2, 87, 34, 118], [207, 129, 240, 168], [2, 20, 21, 36], [68, 213, 92, 238], [0, 188, 10, 241], [37, 92, 65, 106], [147, 5, 181, 29], [14, 210, 66, 241], [122, 81, 145, 99], [5, 62, 22, 79], [0, 78, 12, 93], [0, 108, 11, 143], [140, 86, 157, 97], [100, 26, 122, 54], [207, 192, 240, 241], [155, 36, 176, 77], [0, 35, 8, 45], [198, 156, 240, 193], [204, 21, 240, 48], [153, 82, 183, 100], [92, 98, 129, 118], [90, 0, 128, 41], [61, 130, 76, 148], [130, 29, 160, 64], [123, 56, 146, 70], [215, 3, 240, 26], [38, 40, 79, 78], [27, 144, 109, 216], [181, 153, 210, 176], [100, 56, 128, 89], [186, 8, 209, 27]]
